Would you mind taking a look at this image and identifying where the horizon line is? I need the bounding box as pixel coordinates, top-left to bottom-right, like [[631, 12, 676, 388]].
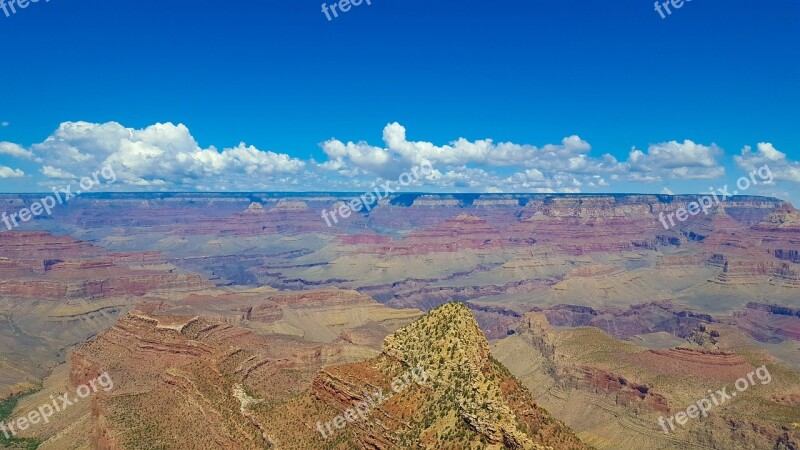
[[0, 191, 788, 200]]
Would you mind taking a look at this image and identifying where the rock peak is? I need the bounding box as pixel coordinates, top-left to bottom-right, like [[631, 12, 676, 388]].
[[375, 302, 584, 449], [382, 302, 489, 370], [244, 202, 265, 214], [453, 213, 484, 222]]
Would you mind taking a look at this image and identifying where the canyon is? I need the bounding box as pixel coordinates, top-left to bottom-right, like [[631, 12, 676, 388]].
[[0, 192, 798, 449]]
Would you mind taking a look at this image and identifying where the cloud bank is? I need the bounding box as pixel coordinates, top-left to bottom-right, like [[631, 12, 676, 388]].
[[0, 121, 795, 197]]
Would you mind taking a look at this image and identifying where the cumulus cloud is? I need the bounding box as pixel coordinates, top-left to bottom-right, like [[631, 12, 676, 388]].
[[41, 165, 77, 179], [0, 165, 24, 178], [320, 139, 392, 177], [318, 123, 728, 191], [21, 121, 306, 190], [321, 123, 601, 174], [318, 123, 624, 192], [0, 142, 35, 159], [0, 121, 777, 195], [735, 143, 800, 183], [626, 140, 725, 181]]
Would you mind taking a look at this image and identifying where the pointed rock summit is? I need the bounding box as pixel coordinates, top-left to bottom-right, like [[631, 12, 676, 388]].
[[244, 201, 265, 214], [311, 302, 591, 449], [452, 213, 485, 223]]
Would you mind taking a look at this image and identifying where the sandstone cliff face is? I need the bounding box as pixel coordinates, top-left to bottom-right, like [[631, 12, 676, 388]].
[[138, 287, 423, 347], [29, 194, 797, 320], [4, 280, 425, 449], [728, 302, 800, 342], [0, 231, 208, 299], [0, 230, 213, 397], [493, 312, 800, 450], [46, 311, 363, 449]]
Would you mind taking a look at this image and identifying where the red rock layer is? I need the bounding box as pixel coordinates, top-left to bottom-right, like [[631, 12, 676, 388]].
[[0, 231, 208, 299]]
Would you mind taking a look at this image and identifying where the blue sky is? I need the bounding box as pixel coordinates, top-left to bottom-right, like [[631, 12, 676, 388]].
[[0, 0, 798, 202]]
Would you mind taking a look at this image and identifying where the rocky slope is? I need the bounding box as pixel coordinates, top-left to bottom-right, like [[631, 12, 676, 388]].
[[493, 312, 800, 450], [13, 310, 377, 449], [0, 231, 209, 398], [9, 304, 591, 450], [297, 302, 590, 449]]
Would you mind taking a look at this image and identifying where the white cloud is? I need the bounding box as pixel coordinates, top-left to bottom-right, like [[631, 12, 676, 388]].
[[317, 123, 729, 191], [626, 140, 725, 181], [0, 142, 35, 159], [0, 165, 24, 178], [1, 122, 8, 127], [317, 123, 627, 193], [378, 122, 596, 170], [735, 143, 800, 183], [320, 138, 392, 176], [321, 123, 601, 175], [0, 121, 785, 196], [21, 121, 306, 190], [41, 165, 77, 179]]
